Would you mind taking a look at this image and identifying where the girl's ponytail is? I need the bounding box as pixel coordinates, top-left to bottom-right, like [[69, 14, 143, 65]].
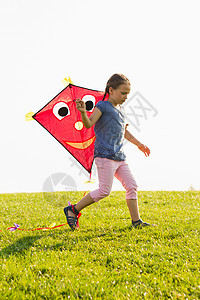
[[102, 86, 109, 101], [102, 74, 130, 101], [102, 92, 107, 101]]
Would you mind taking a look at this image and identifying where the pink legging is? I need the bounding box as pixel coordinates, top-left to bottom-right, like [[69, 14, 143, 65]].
[[90, 157, 138, 202]]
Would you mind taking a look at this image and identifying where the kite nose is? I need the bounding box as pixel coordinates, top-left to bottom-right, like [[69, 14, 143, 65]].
[[74, 121, 84, 131]]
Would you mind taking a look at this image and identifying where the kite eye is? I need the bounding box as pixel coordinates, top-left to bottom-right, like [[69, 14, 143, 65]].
[[53, 102, 70, 120], [82, 95, 95, 112]]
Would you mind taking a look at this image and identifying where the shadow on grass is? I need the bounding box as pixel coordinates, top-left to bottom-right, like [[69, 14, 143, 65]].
[[44, 225, 134, 249], [39, 226, 138, 252], [0, 226, 136, 257], [0, 235, 43, 258]]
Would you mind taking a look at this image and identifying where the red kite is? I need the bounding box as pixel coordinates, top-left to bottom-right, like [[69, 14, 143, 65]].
[[32, 83, 108, 174]]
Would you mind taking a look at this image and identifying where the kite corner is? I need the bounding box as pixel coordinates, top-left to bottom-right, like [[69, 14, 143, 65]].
[[25, 111, 35, 121], [62, 76, 73, 87]]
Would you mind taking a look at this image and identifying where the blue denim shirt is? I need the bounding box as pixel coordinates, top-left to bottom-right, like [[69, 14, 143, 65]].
[[94, 101, 126, 161]]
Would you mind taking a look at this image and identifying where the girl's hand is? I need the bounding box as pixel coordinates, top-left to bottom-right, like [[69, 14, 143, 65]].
[[76, 99, 86, 113], [138, 144, 150, 157]]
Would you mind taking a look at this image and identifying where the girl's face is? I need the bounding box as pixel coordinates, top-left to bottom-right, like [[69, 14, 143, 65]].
[[109, 83, 131, 105]]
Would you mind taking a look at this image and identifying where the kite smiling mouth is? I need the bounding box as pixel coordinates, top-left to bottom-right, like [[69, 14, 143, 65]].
[[64, 136, 96, 149]]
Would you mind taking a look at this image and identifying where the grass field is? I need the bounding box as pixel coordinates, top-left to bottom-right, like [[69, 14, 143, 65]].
[[0, 191, 199, 299]]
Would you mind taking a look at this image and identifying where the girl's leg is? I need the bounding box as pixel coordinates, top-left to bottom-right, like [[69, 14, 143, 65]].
[[126, 198, 140, 222], [67, 158, 118, 218], [114, 161, 140, 222], [89, 158, 117, 203], [66, 192, 94, 219], [75, 192, 94, 212]]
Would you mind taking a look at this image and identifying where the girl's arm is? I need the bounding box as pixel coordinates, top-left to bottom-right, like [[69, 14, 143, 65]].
[[76, 99, 102, 128], [124, 128, 150, 157], [124, 128, 142, 147]]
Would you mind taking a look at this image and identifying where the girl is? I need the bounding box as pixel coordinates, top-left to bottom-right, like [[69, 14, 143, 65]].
[[64, 74, 151, 230]]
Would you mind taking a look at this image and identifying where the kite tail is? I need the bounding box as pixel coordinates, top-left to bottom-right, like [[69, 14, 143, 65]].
[[6, 213, 81, 232], [82, 171, 94, 197]]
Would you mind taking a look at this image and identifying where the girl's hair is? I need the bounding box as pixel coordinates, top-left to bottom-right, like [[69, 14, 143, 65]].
[[103, 73, 130, 100]]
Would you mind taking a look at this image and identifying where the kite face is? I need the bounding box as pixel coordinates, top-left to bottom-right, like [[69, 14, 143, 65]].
[[33, 84, 107, 173]]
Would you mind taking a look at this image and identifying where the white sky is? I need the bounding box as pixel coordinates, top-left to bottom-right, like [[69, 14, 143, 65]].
[[0, 0, 200, 193]]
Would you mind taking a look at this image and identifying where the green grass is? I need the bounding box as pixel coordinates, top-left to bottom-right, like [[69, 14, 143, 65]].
[[0, 191, 199, 299]]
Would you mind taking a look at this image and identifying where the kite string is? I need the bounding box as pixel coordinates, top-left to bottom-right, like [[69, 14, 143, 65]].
[[70, 83, 95, 196], [70, 84, 94, 177], [71, 84, 86, 159], [70, 84, 87, 171]]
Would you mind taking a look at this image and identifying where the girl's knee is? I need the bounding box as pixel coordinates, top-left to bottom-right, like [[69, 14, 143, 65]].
[[97, 189, 110, 201], [90, 188, 111, 202], [126, 186, 138, 199], [100, 189, 110, 197]]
